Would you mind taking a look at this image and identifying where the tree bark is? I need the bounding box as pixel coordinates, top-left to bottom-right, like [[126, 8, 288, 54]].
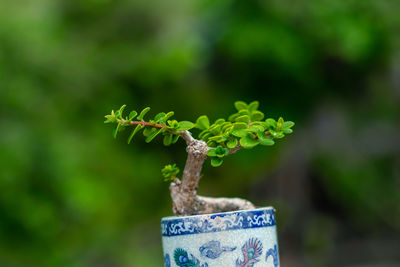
[[169, 131, 256, 216]]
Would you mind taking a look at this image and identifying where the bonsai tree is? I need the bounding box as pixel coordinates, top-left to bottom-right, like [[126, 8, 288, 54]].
[[104, 101, 294, 216]]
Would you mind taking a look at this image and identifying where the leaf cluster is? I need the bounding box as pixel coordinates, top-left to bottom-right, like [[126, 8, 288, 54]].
[[206, 146, 229, 167], [104, 105, 195, 145], [105, 101, 294, 170], [194, 101, 294, 166], [161, 164, 180, 182]]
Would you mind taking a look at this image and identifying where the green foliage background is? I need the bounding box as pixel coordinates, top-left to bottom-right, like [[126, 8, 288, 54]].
[[1, 0, 399, 266]]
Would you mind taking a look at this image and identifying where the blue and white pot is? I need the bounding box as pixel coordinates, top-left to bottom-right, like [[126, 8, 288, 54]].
[[161, 207, 280, 267]]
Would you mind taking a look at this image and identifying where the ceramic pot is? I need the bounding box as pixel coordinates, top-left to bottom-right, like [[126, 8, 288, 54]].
[[161, 207, 280, 267]]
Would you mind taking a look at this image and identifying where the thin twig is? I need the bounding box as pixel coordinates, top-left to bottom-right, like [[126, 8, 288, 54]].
[[120, 120, 166, 129]]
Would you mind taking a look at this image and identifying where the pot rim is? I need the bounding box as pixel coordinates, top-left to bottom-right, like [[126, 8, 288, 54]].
[[161, 206, 276, 237], [161, 206, 274, 221]]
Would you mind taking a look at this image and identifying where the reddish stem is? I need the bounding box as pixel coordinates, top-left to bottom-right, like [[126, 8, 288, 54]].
[[120, 120, 166, 129]]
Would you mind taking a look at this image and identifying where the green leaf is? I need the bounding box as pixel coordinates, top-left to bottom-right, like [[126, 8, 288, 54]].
[[228, 113, 240, 122], [238, 109, 250, 116], [163, 111, 175, 122], [227, 138, 238, 149], [257, 131, 275, 146], [275, 132, 285, 139], [215, 146, 229, 157], [128, 124, 143, 144], [129, 110, 138, 120], [249, 124, 264, 132], [145, 128, 163, 143], [214, 118, 225, 125], [112, 124, 120, 138], [115, 111, 122, 120], [282, 121, 295, 129], [277, 117, 284, 128], [163, 134, 173, 146], [154, 112, 166, 122], [211, 157, 223, 167], [240, 134, 259, 148], [137, 107, 150, 120], [196, 115, 210, 130], [177, 121, 195, 131], [206, 149, 217, 157], [248, 101, 259, 112], [251, 111, 264, 121], [233, 122, 248, 130], [104, 114, 116, 123], [259, 139, 275, 146], [200, 133, 212, 142], [209, 135, 227, 142], [209, 124, 222, 134], [231, 129, 248, 138], [162, 164, 180, 181], [171, 134, 180, 144], [222, 124, 233, 133], [283, 129, 293, 134], [118, 105, 127, 116], [235, 115, 250, 124], [234, 101, 248, 111], [266, 118, 277, 128], [143, 127, 156, 137], [207, 140, 217, 147], [269, 129, 278, 137], [167, 120, 179, 129], [199, 129, 210, 139]]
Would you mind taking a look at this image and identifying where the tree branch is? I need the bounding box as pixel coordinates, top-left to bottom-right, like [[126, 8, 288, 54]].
[[169, 131, 256, 216], [180, 130, 196, 145], [227, 130, 271, 155], [115, 124, 260, 215], [119, 119, 166, 129], [228, 144, 242, 155]]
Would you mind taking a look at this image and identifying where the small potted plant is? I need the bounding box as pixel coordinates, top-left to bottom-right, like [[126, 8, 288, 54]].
[[105, 101, 294, 267]]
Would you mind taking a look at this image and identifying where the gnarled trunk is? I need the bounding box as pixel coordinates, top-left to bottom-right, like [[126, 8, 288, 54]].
[[169, 131, 256, 216]]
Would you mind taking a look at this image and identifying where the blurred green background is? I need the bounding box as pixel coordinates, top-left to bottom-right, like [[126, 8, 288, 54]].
[[1, 0, 400, 266]]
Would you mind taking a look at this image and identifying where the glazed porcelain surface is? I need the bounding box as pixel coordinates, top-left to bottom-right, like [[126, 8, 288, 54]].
[[161, 207, 279, 267]]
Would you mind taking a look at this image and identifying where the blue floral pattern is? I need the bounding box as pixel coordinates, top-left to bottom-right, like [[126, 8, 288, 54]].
[[162, 208, 279, 267], [165, 253, 171, 267], [162, 208, 275, 237], [236, 238, 263, 267], [265, 245, 279, 267], [174, 248, 208, 267], [199, 240, 236, 259]]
